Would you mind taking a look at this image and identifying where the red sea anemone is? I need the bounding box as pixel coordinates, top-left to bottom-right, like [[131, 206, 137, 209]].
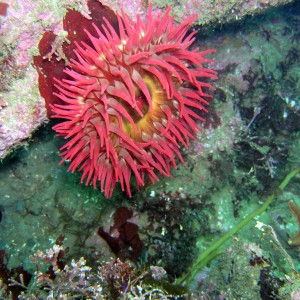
[[50, 4, 216, 198]]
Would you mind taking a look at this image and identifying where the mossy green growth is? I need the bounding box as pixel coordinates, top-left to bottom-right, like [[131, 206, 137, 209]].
[[177, 168, 300, 287]]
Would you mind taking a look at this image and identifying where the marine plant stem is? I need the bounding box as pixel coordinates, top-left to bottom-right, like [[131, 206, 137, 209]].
[[177, 168, 300, 286]]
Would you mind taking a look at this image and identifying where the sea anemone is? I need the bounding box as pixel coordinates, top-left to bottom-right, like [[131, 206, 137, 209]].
[[51, 5, 216, 198]]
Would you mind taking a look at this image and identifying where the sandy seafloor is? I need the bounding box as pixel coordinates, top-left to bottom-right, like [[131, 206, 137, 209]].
[[1, 1, 300, 299]]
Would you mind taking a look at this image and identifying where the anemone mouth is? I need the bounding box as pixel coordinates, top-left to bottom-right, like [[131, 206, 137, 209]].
[[121, 73, 168, 141], [121, 83, 150, 124]]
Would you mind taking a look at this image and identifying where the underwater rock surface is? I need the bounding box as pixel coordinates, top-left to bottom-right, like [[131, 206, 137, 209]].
[[1, 0, 300, 299]]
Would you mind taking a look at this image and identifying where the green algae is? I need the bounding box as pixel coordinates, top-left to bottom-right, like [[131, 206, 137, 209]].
[[177, 168, 300, 287]]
